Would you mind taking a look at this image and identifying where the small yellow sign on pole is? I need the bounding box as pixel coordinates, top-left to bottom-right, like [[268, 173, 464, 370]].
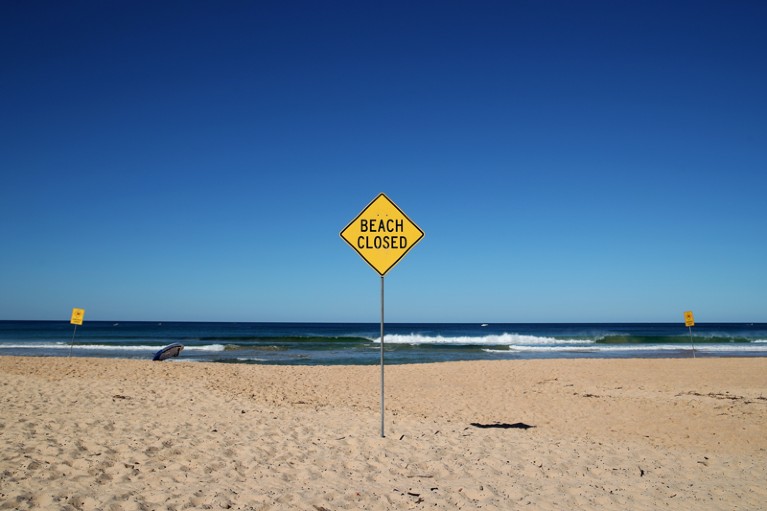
[[70, 308, 85, 326], [340, 193, 424, 276], [69, 308, 85, 357]]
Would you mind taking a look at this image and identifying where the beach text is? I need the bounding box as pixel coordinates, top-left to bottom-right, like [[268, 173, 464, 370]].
[[357, 217, 407, 249]]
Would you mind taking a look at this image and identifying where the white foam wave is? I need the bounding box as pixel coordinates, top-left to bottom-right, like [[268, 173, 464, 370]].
[[189, 344, 226, 352], [375, 333, 587, 346], [485, 344, 767, 353], [0, 343, 225, 352], [0, 343, 69, 349], [694, 344, 767, 352]]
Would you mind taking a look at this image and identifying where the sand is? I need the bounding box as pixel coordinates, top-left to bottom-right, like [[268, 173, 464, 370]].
[[1, 356, 765, 510]]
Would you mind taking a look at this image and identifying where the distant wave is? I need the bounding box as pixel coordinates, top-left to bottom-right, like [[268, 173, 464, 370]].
[[374, 332, 762, 346], [375, 333, 586, 345], [596, 335, 752, 344], [224, 344, 287, 352], [195, 335, 371, 343]]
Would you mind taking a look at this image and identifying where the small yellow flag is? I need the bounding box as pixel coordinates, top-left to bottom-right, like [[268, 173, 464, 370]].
[[683, 310, 695, 327], [70, 308, 85, 326]]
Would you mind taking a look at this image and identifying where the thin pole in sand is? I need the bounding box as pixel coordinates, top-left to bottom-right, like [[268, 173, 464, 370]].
[[380, 275, 385, 438], [683, 311, 696, 359], [68, 324, 78, 358], [688, 325, 696, 358]]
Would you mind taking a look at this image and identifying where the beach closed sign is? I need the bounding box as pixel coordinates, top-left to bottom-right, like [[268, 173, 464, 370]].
[[340, 193, 424, 276], [684, 311, 695, 327]]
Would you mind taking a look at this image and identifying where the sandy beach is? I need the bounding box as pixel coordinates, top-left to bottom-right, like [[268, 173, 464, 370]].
[[1, 356, 765, 510]]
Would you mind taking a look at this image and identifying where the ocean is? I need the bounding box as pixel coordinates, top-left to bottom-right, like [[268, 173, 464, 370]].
[[1, 321, 766, 365]]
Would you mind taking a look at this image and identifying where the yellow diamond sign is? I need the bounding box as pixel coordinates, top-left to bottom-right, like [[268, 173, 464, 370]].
[[340, 193, 424, 276]]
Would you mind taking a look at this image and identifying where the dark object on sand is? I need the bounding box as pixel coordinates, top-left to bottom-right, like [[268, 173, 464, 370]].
[[153, 343, 184, 361]]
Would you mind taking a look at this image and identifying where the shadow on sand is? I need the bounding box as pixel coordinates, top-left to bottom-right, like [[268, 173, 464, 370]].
[[470, 422, 535, 430]]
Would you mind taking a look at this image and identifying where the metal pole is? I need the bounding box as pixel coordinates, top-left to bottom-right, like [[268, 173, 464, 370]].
[[380, 275, 385, 438], [688, 325, 696, 358], [68, 325, 78, 358]]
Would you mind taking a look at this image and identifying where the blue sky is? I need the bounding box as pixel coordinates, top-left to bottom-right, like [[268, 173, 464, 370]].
[[1, 1, 765, 322]]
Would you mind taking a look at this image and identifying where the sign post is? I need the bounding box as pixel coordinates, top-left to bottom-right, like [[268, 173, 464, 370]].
[[683, 310, 696, 358], [340, 193, 424, 437], [68, 308, 85, 357]]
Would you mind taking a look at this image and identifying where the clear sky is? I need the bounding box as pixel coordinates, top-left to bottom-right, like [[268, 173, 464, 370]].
[[2, 1, 765, 323]]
